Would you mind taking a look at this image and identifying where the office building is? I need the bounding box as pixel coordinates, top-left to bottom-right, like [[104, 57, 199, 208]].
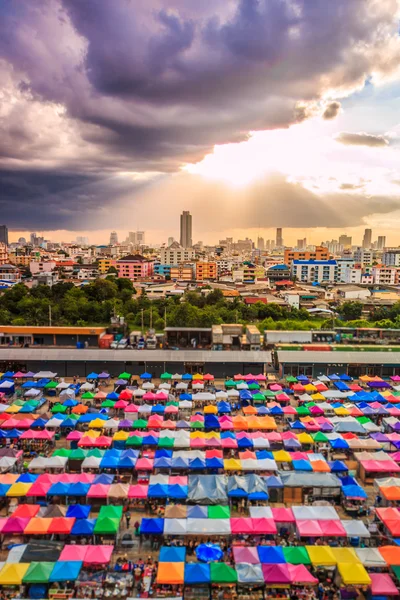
[[136, 231, 145, 245], [354, 247, 373, 266], [377, 236, 386, 250], [296, 238, 307, 250], [284, 246, 329, 266], [291, 260, 338, 283], [195, 262, 217, 281], [276, 228, 283, 248], [180, 211, 192, 248], [383, 249, 400, 267], [0, 226, 8, 246], [257, 237, 265, 251], [109, 231, 118, 245], [362, 228, 372, 248], [160, 242, 195, 265], [339, 234, 352, 248]]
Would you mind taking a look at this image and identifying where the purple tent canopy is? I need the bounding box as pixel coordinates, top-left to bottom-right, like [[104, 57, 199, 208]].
[[25, 371, 36, 378], [392, 422, 400, 431], [98, 372, 110, 379], [371, 433, 390, 442], [320, 422, 333, 431], [118, 419, 133, 429], [368, 381, 391, 389]]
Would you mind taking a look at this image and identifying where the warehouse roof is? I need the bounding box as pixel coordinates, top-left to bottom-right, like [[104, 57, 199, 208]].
[[277, 350, 400, 365]]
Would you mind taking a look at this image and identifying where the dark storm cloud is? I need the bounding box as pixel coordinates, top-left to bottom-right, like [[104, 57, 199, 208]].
[[0, 0, 399, 229], [323, 101, 341, 120], [335, 132, 390, 147]]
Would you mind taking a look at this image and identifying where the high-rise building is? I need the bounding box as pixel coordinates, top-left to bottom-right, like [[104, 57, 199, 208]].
[[180, 211, 192, 248], [0, 226, 8, 246], [339, 234, 352, 248], [276, 228, 283, 248], [377, 236, 386, 250], [136, 231, 145, 245], [257, 236, 265, 251], [362, 228, 372, 249], [110, 231, 118, 245], [297, 238, 307, 249]]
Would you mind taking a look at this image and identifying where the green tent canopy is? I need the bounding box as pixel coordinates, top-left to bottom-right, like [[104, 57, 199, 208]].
[[283, 546, 311, 565], [210, 563, 237, 583], [158, 437, 175, 448], [160, 372, 172, 380], [101, 399, 116, 408], [286, 376, 297, 383], [94, 517, 120, 535], [356, 416, 371, 424], [51, 404, 67, 413], [81, 392, 95, 400], [296, 406, 310, 416], [252, 393, 265, 402], [263, 390, 275, 397], [87, 448, 105, 457], [126, 436, 143, 447], [225, 380, 236, 388], [208, 505, 230, 519], [69, 448, 87, 460], [166, 401, 179, 407], [312, 432, 328, 443], [52, 448, 71, 458], [118, 372, 131, 380], [99, 505, 123, 519], [248, 383, 260, 390], [135, 419, 148, 429], [23, 562, 55, 584], [45, 381, 58, 389], [190, 421, 204, 429]]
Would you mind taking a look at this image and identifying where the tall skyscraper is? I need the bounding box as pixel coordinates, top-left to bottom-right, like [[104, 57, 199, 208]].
[[276, 228, 283, 248], [362, 228, 372, 249], [109, 231, 118, 245], [180, 211, 192, 248], [257, 236, 265, 251], [136, 231, 145, 245], [377, 235, 386, 250], [0, 226, 8, 246]]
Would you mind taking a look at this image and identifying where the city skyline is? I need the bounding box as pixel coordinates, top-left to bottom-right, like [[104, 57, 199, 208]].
[[1, 1, 400, 239]]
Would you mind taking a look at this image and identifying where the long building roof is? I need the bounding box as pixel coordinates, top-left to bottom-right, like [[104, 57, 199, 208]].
[[277, 350, 400, 365], [0, 348, 271, 363]]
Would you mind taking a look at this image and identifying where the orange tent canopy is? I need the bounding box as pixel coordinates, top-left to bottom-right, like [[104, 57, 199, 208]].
[[157, 562, 184, 584], [24, 518, 52, 535], [378, 546, 400, 565]]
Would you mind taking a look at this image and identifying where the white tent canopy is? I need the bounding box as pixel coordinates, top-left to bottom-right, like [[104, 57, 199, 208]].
[[341, 520, 370, 538], [34, 371, 57, 379], [186, 518, 231, 535], [355, 547, 385, 566], [249, 506, 273, 519], [292, 506, 339, 521], [163, 519, 187, 535]]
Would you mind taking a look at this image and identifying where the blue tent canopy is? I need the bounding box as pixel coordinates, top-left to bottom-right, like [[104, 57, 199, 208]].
[[0, 484, 11, 496], [100, 455, 120, 469], [148, 484, 168, 498], [339, 374, 352, 381], [63, 399, 78, 408], [86, 372, 98, 379], [140, 372, 152, 379], [334, 381, 350, 391], [185, 563, 210, 584], [49, 561, 83, 582], [17, 473, 38, 483], [258, 546, 286, 563], [171, 456, 190, 469], [66, 505, 91, 519], [237, 437, 253, 448], [159, 546, 186, 563], [329, 374, 340, 381], [60, 418, 77, 428], [182, 373, 192, 380], [93, 474, 114, 485], [154, 457, 172, 469], [290, 420, 306, 429], [106, 392, 119, 400], [248, 491, 269, 501], [187, 505, 207, 519], [257, 406, 269, 415], [21, 381, 37, 388], [330, 438, 350, 449], [152, 404, 165, 414], [79, 413, 108, 423], [204, 415, 220, 429], [269, 406, 284, 415], [265, 475, 284, 488], [190, 458, 206, 470], [328, 460, 348, 472], [217, 402, 231, 413], [31, 418, 47, 428], [240, 391, 252, 401], [293, 459, 313, 471], [206, 458, 224, 469], [48, 482, 70, 496], [118, 455, 137, 468], [142, 435, 158, 445], [5, 429, 22, 438], [140, 518, 164, 534], [168, 485, 188, 499], [155, 449, 173, 458], [71, 518, 97, 536], [67, 483, 90, 496], [256, 450, 273, 459], [342, 485, 367, 499], [179, 393, 192, 401]]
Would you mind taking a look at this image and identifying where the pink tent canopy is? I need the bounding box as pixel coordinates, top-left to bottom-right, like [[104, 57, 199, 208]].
[[156, 392, 168, 401], [251, 518, 277, 534], [128, 484, 148, 498], [262, 564, 291, 584], [36, 474, 58, 484], [135, 458, 154, 471], [319, 520, 346, 537], [282, 406, 297, 415], [67, 430, 83, 441], [288, 564, 318, 585], [87, 484, 110, 498], [233, 374, 243, 380], [361, 459, 400, 472], [84, 545, 114, 564], [169, 476, 187, 485], [26, 482, 52, 497], [124, 404, 139, 413], [254, 374, 267, 381], [271, 507, 295, 523], [369, 573, 399, 596], [12, 371, 26, 378], [233, 546, 259, 564], [265, 432, 282, 441], [230, 518, 254, 534], [2, 517, 30, 534], [221, 438, 237, 448], [164, 405, 178, 414], [190, 438, 206, 448], [114, 399, 129, 409], [296, 520, 323, 537], [60, 545, 89, 562], [20, 429, 54, 439], [0, 518, 8, 532], [270, 384, 282, 391]]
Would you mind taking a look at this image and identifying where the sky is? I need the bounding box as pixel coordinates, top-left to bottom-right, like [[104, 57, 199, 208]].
[[2, 0, 400, 246]]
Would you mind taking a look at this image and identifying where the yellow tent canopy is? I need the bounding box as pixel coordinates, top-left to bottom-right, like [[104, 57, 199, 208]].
[[331, 548, 360, 564], [306, 546, 336, 566], [273, 450, 292, 462], [338, 563, 371, 586], [85, 429, 100, 438], [311, 393, 326, 401], [204, 405, 217, 414], [224, 458, 242, 471], [6, 482, 32, 497], [334, 407, 350, 416], [113, 431, 129, 441], [297, 433, 314, 444], [89, 418, 106, 428], [0, 563, 30, 585]]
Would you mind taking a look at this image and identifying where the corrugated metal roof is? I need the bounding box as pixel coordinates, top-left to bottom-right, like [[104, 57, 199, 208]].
[[277, 350, 400, 365]]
